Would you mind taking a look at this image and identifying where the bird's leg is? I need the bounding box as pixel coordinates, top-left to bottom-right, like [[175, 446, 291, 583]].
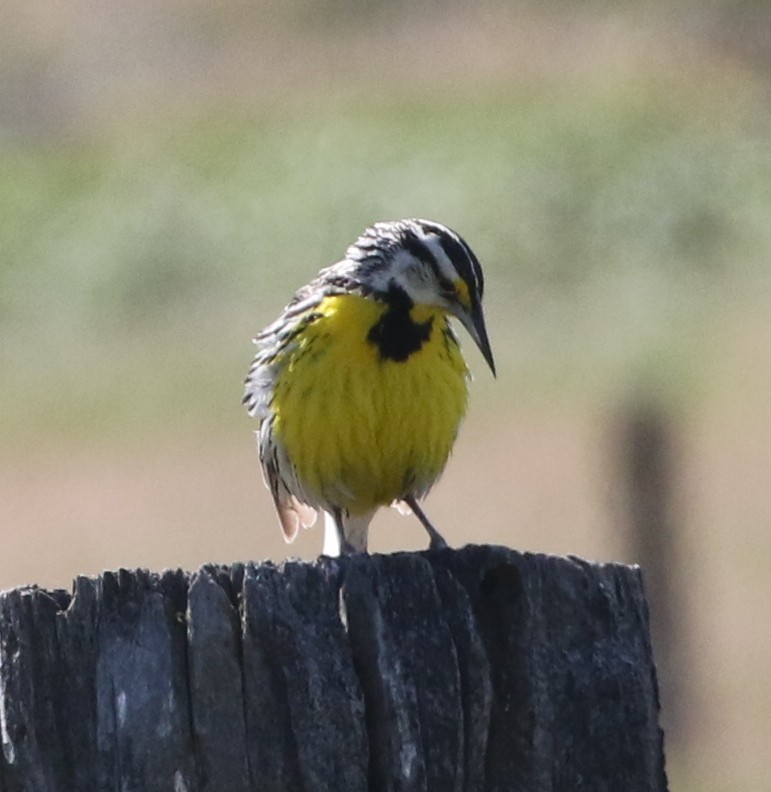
[[325, 507, 359, 555], [404, 495, 448, 550]]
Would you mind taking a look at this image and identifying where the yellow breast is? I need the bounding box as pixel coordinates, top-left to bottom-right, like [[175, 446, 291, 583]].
[[270, 294, 469, 514]]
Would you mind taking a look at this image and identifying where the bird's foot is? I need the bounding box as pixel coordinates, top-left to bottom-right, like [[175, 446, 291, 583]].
[[428, 531, 448, 550], [404, 495, 450, 551]]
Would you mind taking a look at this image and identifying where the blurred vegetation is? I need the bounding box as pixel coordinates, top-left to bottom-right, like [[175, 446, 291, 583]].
[[2, 78, 770, 442]]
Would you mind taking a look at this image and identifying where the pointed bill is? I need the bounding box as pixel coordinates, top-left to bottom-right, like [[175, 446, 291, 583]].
[[457, 304, 496, 377]]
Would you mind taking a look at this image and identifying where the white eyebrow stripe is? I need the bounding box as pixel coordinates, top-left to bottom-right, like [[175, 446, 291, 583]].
[[420, 235, 457, 281]]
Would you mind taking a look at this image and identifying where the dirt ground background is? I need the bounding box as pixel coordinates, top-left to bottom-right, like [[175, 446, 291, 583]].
[[2, 2, 771, 789]]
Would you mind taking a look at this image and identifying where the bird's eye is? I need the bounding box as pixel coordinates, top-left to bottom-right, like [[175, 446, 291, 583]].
[[437, 276, 456, 299]]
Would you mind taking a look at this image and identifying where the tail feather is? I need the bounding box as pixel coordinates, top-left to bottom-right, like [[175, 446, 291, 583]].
[[322, 511, 341, 556], [274, 494, 318, 543]]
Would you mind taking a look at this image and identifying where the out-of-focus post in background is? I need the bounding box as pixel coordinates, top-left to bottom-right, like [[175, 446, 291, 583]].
[[616, 401, 687, 748]]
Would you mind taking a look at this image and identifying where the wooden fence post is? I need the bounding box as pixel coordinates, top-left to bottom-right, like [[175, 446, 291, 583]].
[[0, 546, 668, 792]]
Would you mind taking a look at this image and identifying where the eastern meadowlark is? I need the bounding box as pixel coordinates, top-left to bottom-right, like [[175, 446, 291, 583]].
[[243, 218, 495, 555]]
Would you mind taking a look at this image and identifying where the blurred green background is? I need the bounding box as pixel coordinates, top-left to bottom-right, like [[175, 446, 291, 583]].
[[2, 0, 771, 788]]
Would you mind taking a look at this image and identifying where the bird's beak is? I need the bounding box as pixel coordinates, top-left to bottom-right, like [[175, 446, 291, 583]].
[[457, 303, 496, 377]]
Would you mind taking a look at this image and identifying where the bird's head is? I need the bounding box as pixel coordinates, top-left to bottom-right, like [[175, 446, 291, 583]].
[[346, 218, 496, 376]]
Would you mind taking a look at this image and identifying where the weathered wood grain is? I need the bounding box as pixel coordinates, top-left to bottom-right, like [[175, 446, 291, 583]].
[[0, 546, 668, 792]]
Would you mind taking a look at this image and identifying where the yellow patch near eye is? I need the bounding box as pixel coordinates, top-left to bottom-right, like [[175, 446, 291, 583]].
[[454, 279, 471, 309]]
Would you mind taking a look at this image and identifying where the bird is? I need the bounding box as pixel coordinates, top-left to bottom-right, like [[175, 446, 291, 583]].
[[242, 218, 495, 555]]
